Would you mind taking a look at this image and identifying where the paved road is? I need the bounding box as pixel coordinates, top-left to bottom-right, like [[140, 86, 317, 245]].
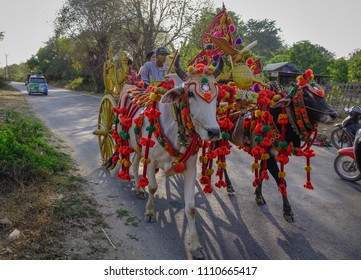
[[13, 82, 361, 260]]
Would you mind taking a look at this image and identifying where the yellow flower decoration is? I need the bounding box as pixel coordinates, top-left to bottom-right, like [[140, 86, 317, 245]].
[[255, 110, 264, 118], [272, 95, 282, 102], [278, 113, 288, 120], [206, 168, 214, 176], [141, 157, 151, 165], [304, 165, 312, 172], [121, 159, 132, 168], [261, 153, 270, 160], [278, 171, 286, 178], [149, 92, 161, 102], [199, 156, 208, 164], [252, 162, 260, 171]]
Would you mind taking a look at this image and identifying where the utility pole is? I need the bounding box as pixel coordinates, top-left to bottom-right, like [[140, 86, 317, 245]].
[[5, 54, 9, 79]]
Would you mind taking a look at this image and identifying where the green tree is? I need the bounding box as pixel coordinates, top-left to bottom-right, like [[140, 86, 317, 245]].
[[26, 37, 78, 82], [328, 58, 348, 83], [56, 0, 122, 91], [267, 54, 290, 64], [55, 0, 211, 92], [348, 49, 361, 83], [240, 19, 285, 62], [287, 40, 334, 74], [7, 63, 28, 82]]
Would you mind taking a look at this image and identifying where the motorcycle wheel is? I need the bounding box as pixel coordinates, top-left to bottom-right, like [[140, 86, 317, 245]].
[[330, 127, 353, 149], [334, 154, 361, 181]]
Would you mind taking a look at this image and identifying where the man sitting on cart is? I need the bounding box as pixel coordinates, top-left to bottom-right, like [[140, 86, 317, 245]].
[[140, 46, 170, 87]]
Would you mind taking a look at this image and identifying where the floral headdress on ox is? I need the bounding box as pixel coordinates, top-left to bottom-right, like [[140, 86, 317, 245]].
[[185, 63, 219, 103]]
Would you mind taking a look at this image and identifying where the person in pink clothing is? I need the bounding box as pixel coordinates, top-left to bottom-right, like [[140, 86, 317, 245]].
[[127, 59, 139, 85]]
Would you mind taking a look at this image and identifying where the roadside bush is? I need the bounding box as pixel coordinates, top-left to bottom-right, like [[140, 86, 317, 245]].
[[66, 77, 84, 90], [0, 110, 70, 191], [0, 76, 9, 89], [64, 76, 96, 92]]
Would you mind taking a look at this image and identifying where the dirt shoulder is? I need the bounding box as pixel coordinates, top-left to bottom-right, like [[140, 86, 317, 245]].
[[0, 88, 110, 259]]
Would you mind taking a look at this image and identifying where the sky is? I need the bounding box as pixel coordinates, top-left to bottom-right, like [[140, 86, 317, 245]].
[[1, 0, 360, 67]]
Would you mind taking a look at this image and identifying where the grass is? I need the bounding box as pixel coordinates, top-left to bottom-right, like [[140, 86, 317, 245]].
[[116, 208, 140, 227], [0, 87, 107, 259]]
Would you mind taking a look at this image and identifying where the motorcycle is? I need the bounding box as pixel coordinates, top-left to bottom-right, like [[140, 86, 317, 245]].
[[334, 128, 361, 181], [330, 105, 361, 149]]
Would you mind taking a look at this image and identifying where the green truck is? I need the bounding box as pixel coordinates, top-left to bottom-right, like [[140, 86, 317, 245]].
[[25, 74, 48, 95]]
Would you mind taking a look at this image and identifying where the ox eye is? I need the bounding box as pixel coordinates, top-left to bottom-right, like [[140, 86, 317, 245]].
[[188, 92, 195, 98]]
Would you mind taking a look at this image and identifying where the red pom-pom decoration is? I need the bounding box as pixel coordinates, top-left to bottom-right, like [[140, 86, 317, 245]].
[[138, 177, 149, 188], [173, 162, 185, 173], [203, 184, 213, 194]]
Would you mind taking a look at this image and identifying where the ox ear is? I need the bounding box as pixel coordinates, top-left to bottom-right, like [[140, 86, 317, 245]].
[[161, 87, 184, 104], [271, 95, 292, 108]]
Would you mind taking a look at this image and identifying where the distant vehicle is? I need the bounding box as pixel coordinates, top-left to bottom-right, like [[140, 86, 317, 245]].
[[25, 74, 48, 95]]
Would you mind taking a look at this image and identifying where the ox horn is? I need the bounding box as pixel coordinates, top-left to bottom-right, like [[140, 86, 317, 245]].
[[213, 57, 224, 79], [174, 54, 188, 81]]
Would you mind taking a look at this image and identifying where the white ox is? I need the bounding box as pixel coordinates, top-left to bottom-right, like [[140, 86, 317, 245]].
[[117, 55, 224, 259]]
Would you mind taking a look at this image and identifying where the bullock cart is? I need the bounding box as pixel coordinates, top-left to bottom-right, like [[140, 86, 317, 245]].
[[93, 48, 131, 163]]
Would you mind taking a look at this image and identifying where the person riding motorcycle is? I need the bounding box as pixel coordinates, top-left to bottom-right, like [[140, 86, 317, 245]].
[[343, 106, 361, 138]]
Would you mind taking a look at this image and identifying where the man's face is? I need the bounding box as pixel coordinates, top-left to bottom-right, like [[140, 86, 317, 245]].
[[156, 53, 168, 64]]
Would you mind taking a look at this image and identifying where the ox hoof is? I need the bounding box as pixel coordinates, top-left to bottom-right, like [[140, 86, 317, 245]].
[[144, 213, 156, 223], [103, 161, 116, 170], [283, 212, 295, 223], [227, 185, 235, 194], [136, 191, 147, 200], [255, 196, 266, 205], [191, 247, 205, 260]]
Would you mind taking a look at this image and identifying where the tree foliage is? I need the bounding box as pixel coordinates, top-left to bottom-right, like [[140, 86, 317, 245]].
[[348, 49, 361, 83], [6, 63, 28, 82], [328, 58, 349, 83], [240, 19, 285, 62], [112, 0, 211, 67], [55, 0, 122, 91], [287, 40, 334, 75], [54, 0, 211, 91], [5, 2, 360, 88], [27, 37, 78, 82]]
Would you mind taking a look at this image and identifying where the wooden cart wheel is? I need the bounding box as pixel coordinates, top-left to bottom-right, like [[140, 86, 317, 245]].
[[94, 94, 117, 164]]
